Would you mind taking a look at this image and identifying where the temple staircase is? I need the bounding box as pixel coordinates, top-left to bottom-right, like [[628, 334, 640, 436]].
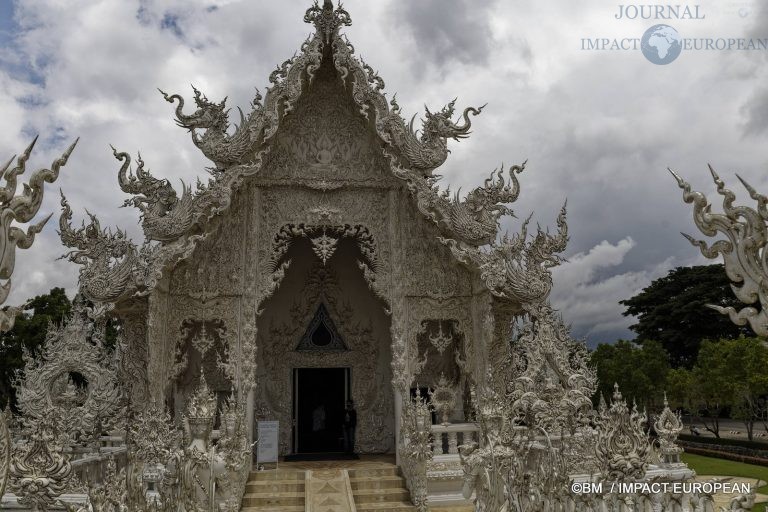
[[241, 469, 306, 512], [349, 465, 416, 511], [239, 461, 416, 511]]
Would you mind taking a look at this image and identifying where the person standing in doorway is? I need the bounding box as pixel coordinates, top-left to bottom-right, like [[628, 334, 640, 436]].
[[343, 400, 357, 454]]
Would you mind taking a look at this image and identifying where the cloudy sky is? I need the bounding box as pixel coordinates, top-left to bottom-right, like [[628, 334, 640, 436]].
[[1, 0, 766, 346]]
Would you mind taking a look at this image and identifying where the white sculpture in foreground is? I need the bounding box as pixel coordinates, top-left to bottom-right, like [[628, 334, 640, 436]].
[[0, 137, 76, 501], [672, 166, 768, 336], [0, 137, 77, 331]]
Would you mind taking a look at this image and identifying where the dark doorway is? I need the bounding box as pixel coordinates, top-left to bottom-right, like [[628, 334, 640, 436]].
[[293, 367, 349, 453]]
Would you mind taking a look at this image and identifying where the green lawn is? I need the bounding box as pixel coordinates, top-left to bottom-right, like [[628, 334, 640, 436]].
[[681, 453, 768, 511]]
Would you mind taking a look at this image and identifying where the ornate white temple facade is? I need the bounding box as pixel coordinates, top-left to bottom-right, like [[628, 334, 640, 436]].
[[58, 0, 560, 460]]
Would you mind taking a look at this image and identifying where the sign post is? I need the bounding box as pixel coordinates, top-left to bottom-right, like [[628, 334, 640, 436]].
[[256, 420, 279, 470]]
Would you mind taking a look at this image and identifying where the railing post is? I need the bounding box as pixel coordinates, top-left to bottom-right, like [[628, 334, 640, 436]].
[[466, 426, 477, 445], [432, 432, 441, 455], [447, 431, 458, 454]]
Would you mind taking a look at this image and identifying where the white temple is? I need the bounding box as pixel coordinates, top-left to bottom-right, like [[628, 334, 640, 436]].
[[0, 2, 744, 511], [58, 0, 554, 464]]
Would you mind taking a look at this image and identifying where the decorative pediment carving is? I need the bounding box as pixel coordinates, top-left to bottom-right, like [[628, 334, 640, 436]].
[[259, 59, 390, 186], [595, 384, 651, 482], [15, 299, 123, 446], [296, 303, 348, 352]]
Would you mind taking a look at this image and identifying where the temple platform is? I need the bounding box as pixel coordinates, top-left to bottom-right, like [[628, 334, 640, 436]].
[[241, 455, 472, 512]]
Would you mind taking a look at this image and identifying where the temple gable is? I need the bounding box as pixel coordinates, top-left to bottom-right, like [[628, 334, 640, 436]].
[[257, 58, 392, 186]]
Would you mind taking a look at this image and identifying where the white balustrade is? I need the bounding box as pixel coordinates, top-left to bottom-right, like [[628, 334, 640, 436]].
[[430, 422, 478, 455]]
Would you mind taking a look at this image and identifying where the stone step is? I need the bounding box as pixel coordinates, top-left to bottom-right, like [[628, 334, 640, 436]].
[[349, 475, 406, 490], [248, 469, 305, 481], [245, 479, 305, 493], [355, 502, 417, 512], [241, 491, 304, 508], [353, 487, 411, 504], [347, 466, 400, 479]]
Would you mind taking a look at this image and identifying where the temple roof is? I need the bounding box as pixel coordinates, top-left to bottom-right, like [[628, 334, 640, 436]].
[[58, 1, 568, 313], [157, 1, 484, 173]]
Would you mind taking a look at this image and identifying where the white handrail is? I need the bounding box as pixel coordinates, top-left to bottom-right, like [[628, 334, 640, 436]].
[[430, 423, 478, 455]]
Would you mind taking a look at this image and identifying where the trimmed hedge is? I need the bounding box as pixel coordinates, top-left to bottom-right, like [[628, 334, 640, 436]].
[[679, 433, 768, 451], [682, 446, 768, 468]]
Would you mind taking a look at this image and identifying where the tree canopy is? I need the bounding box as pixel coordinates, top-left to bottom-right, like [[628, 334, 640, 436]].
[[620, 264, 750, 367], [666, 338, 768, 440], [589, 339, 670, 413]]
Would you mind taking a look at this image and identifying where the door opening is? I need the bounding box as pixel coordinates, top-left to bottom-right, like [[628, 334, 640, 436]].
[[293, 367, 350, 453]]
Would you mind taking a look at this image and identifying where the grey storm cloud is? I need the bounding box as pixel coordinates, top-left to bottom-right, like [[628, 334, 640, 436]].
[[740, 5, 768, 135], [741, 86, 768, 135], [386, 0, 498, 68], [1, 0, 767, 346]]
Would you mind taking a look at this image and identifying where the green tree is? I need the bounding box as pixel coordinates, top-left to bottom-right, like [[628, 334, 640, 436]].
[[688, 339, 734, 438], [719, 338, 768, 441], [0, 288, 72, 409], [665, 367, 693, 411], [620, 264, 750, 368], [590, 339, 670, 412], [669, 338, 768, 440]]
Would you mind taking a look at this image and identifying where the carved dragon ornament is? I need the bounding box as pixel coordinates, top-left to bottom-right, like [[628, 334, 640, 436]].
[[442, 204, 569, 307], [0, 137, 76, 330], [58, 192, 146, 304], [113, 147, 196, 243], [672, 166, 768, 336]]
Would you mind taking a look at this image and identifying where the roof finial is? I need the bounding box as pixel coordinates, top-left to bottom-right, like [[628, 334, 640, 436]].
[[304, 0, 352, 44]]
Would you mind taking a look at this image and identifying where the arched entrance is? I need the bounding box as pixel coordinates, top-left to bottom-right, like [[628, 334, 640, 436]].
[[254, 233, 393, 455], [293, 303, 350, 453]]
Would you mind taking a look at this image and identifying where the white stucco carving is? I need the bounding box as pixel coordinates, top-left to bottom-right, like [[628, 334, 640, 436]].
[[673, 166, 768, 336], [0, 138, 76, 331]]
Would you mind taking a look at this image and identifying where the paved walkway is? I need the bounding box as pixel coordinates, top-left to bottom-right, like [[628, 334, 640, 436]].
[[305, 469, 356, 512], [275, 455, 425, 512]]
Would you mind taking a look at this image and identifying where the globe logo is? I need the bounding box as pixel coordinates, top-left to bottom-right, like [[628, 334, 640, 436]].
[[641, 24, 682, 65]]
